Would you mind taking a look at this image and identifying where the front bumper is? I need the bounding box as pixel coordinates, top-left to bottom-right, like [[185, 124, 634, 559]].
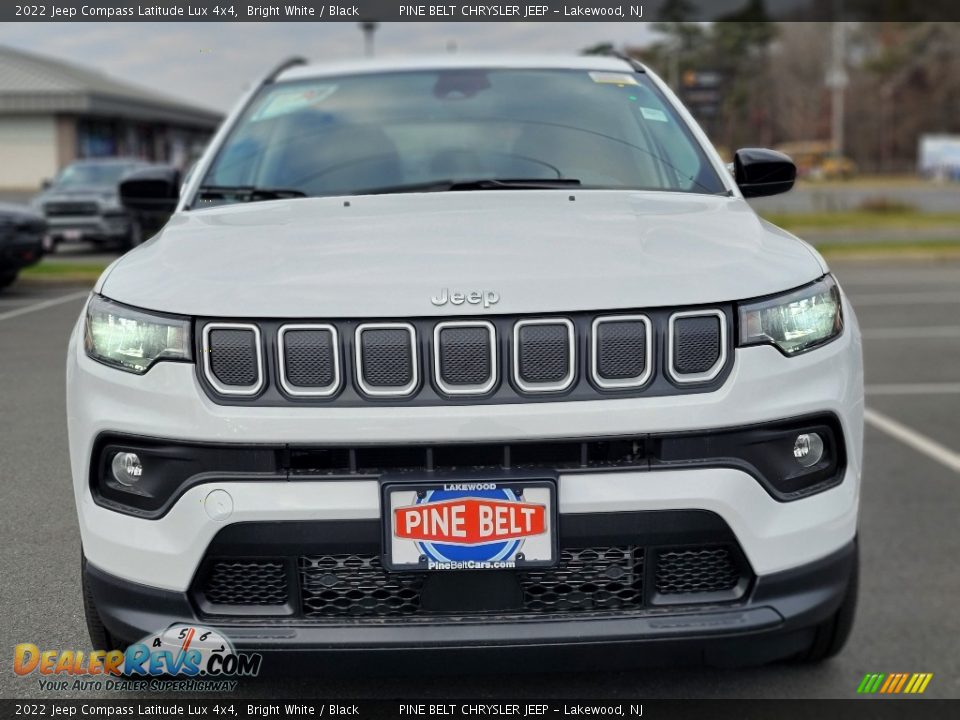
[[86, 538, 857, 668]]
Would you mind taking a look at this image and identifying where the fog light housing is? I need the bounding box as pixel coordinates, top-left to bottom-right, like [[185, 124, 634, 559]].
[[111, 452, 143, 486], [793, 433, 824, 467]]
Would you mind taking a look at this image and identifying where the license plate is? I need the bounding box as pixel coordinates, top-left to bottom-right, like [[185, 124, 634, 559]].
[[383, 480, 556, 571], [63, 229, 83, 241]]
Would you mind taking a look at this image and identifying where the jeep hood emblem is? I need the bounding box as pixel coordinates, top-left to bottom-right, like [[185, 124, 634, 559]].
[[431, 288, 500, 308]]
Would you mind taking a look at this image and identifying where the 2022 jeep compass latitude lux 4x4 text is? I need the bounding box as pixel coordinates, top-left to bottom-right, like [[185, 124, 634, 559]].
[[68, 55, 862, 669]]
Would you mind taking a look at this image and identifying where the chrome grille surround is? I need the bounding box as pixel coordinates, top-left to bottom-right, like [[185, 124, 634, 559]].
[[201, 322, 264, 397], [277, 324, 341, 398], [667, 309, 727, 384], [432, 320, 498, 396], [590, 314, 653, 390], [512, 318, 576, 393], [354, 322, 418, 398]]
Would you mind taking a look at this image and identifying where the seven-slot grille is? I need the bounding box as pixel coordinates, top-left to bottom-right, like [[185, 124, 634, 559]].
[[198, 308, 730, 403]]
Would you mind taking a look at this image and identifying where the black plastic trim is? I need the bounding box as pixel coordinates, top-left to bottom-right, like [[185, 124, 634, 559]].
[[88, 413, 847, 519]]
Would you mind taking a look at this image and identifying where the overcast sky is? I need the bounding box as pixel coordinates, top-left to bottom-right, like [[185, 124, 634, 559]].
[[0, 23, 657, 112]]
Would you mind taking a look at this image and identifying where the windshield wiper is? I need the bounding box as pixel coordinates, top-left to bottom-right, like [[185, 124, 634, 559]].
[[362, 178, 582, 195], [196, 185, 308, 202]]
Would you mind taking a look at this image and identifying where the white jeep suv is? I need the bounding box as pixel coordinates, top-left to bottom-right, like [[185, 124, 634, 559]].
[[68, 55, 862, 668]]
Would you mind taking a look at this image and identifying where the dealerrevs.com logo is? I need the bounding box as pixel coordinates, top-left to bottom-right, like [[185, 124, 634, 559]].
[[14, 624, 262, 692]]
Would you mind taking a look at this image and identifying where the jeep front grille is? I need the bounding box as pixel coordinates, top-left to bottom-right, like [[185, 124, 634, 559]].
[[195, 307, 732, 405]]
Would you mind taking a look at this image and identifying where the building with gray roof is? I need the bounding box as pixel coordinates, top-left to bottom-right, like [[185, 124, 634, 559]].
[[0, 45, 222, 189]]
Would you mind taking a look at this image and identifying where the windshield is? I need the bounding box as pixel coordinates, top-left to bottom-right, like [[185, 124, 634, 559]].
[[197, 68, 726, 203], [55, 162, 141, 188]]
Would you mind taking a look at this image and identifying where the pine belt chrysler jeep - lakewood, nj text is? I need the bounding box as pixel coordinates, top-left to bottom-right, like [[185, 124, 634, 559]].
[[68, 55, 862, 669]]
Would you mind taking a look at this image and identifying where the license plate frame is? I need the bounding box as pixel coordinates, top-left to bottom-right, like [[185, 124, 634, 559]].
[[382, 478, 558, 572]]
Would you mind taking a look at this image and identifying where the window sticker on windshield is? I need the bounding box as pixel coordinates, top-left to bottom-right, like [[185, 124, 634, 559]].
[[639, 106, 669, 122], [251, 85, 339, 121], [589, 71, 639, 86]]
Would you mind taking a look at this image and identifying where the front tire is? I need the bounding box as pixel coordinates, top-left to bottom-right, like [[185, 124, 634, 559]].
[[797, 544, 859, 662]]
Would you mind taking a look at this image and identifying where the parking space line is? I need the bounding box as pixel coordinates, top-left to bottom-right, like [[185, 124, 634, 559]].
[[867, 383, 960, 395], [851, 291, 960, 306], [0, 290, 89, 323], [861, 326, 960, 340], [865, 407, 960, 474]]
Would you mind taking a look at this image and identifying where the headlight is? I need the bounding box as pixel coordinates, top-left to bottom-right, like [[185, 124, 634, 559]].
[[738, 275, 843, 356], [84, 295, 192, 374]]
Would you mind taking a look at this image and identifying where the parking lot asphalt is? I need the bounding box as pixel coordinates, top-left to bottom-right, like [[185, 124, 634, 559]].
[[1, 259, 958, 700]]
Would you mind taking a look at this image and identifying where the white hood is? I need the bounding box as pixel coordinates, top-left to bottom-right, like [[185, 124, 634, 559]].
[[100, 191, 824, 318]]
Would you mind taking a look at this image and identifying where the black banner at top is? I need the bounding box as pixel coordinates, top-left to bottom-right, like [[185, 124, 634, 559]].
[[5, 0, 960, 22]]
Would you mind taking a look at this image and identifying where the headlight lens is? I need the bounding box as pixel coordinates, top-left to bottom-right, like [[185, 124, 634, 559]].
[[738, 275, 843, 355], [84, 295, 192, 374]]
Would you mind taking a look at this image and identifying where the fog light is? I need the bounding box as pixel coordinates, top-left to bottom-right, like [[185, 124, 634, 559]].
[[793, 433, 824, 467], [111, 452, 143, 486]]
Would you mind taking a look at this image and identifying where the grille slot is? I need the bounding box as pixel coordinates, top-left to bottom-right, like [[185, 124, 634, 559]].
[[668, 311, 726, 384], [355, 323, 418, 397], [433, 321, 496, 395], [202, 323, 263, 396], [201, 559, 288, 606], [278, 324, 340, 397], [592, 315, 652, 389], [654, 546, 742, 596], [513, 319, 575, 393]]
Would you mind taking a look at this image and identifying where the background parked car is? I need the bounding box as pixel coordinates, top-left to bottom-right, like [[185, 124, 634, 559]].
[[31, 158, 153, 251], [0, 202, 46, 291]]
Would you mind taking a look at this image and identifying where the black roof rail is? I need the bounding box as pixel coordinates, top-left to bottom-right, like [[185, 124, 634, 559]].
[[263, 56, 308, 85], [582, 48, 647, 73]]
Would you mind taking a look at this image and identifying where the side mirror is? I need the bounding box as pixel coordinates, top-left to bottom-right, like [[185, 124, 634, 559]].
[[41, 178, 52, 190], [734, 148, 796, 198], [119, 166, 181, 213]]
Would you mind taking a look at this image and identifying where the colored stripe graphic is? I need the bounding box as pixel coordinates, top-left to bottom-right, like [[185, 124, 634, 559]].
[[858, 673, 933, 694]]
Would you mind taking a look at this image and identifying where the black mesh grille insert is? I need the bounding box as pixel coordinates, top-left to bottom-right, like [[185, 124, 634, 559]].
[[208, 328, 258, 387], [298, 547, 644, 619], [438, 326, 493, 388], [673, 315, 721, 375], [300, 554, 423, 618], [521, 546, 644, 612], [359, 327, 414, 389], [517, 323, 570, 385], [201, 559, 288, 606], [283, 328, 336, 388], [655, 546, 741, 595], [596, 320, 647, 380]]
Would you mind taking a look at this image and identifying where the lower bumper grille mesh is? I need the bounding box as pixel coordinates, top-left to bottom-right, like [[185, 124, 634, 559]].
[[202, 559, 288, 606], [197, 544, 748, 619], [655, 546, 741, 595]]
